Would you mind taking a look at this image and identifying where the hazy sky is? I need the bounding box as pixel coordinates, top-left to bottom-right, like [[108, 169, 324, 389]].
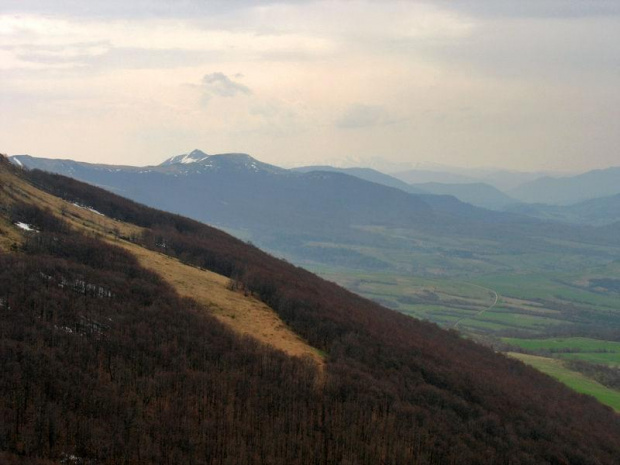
[[1, 0, 619, 171]]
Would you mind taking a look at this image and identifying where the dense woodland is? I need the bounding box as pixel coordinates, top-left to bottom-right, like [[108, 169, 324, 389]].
[[2, 157, 620, 464]]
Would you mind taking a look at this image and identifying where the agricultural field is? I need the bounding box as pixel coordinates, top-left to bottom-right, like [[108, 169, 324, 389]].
[[508, 353, 620, 412], [314, 267, 620, 338], [282, 216, 620, 410], [310, 262, 620, 410], [502, 337, 620, 367]]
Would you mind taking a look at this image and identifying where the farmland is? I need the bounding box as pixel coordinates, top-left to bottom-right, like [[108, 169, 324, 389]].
[[310, 259, 620, 410], [508, 353, 620, 412]]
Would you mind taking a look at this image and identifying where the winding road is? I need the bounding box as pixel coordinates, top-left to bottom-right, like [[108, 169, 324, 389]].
[[453, 283, 499, 329]]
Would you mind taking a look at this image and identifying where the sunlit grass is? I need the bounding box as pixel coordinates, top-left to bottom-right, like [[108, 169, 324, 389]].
[[508, 353, 620, 412]]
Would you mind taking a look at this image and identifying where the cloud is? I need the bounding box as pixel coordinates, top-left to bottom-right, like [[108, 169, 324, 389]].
[[336, 104, 388, 129], [202, 72, 251, 98], [0, 0, 314, 20], [437, 0, 620, 19], [11, 0, 618, 22], [415, 14, 620, 82]]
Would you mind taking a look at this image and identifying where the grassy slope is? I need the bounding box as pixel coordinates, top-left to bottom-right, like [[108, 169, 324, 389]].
[[508, 353, 620, 412], [503, 337, 620, 367], [124, 242, 324, 366], [0, 165, 322, 366]]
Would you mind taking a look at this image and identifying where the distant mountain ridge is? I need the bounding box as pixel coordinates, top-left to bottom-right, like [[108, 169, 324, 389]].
[[507, 193, 620, 226], [390, 164, 560, 191], [509, 166, 620, 205], [391, 168, 476, 185], [294, 165, 519, 209], [8, 152, 537, 236], [293, 165, 427, 194], [410, 182, 518, 210], [12, 151, 288, 178], [10, 151, 436, 242], [10, 151, 620, 274]]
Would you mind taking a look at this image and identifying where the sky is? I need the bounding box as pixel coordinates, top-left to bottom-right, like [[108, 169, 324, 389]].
[[1, 0, 619, 172]]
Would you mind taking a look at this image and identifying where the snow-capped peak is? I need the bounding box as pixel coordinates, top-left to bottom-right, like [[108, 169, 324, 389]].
[[160, 149, 209, 166]]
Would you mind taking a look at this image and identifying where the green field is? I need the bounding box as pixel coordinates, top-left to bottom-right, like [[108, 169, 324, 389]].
[[508, 353, 620, 412], [309, 264, 620, 410], [314, 266, 620, 337], [503, 337, 620, 367]]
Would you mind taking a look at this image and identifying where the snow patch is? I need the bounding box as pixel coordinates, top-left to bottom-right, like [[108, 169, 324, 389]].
[[60, 452, 91, 464], [161, 150, 210, 166], [13, 157, 23, 167], [72, 202, 105, 216], [87, 207, 104, 216], [180, 152, 209, 164], [54, 325, 74, 334], [15, 221, 36, 231]]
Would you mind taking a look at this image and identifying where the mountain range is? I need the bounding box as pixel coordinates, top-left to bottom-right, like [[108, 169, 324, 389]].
[[410, 182, 518, 210], [507, 193, 620, 226], [293, 165, 427, 194], [294, 165, 516, 210], [390, 164, 553, 191], [10, 151, 620, 275], [508, 166, 620, 205]]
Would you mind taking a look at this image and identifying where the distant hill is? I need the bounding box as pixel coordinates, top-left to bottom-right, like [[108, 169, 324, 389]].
[[293, 165, 427, 194], [391, 168, 477, 185], [509, 167, 620, 205], [3, 154, 620, 464], [410, 182, 518, 210], [294, 165, 526, 210], [391, 165, 558, 192], [507, 193, 620, 226]]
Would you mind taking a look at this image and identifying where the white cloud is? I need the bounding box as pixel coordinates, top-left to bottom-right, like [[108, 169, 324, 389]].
[[202, 72, 251, 98]]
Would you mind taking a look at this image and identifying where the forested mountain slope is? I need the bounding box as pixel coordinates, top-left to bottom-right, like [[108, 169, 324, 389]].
[[2, 155, 620, 464]]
